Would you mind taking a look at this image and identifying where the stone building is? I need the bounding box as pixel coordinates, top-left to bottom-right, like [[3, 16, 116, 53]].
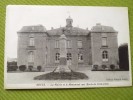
[[17, 16, 119, 71]]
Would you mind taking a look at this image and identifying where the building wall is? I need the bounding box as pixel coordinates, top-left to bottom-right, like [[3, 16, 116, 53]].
[[33, 33, 47, 70], [107, 33, 119, 68], [45, 35, 91, 70], [91, 32, 119, 69], [17, 33, 29, 68], [17, 32, 47, 70], [17, 28, 119, 71], [91, 33, 102, 65]]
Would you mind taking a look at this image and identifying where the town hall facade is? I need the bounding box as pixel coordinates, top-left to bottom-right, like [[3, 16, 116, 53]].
[[17, 16, 119, 71]]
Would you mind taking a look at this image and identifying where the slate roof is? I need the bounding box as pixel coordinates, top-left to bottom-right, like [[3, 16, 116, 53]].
[[18, 23, 117, 36], [91, 23, 117, 33], [18, 25, 46, 33], [47, 27, 89, 36]]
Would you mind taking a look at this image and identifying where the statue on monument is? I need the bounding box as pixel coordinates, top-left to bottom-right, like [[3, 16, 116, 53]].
[[54, 28, 71, 73]]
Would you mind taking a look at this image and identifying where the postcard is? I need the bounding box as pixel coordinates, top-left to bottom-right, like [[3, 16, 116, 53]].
[[4, 5, 132, 89]]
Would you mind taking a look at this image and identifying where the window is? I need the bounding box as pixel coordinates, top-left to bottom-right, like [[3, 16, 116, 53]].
[[55, 53, 60, 62], [55, 40, 59, 48], [101, 33, 107, 37], [78, 53, 83, 62], [28, 51, 34, 62], [67, 53, 72, 60], [29, 37, 34, 46], [102, 37, 107, 46], [29, 34, 34, 37], [67, 40, 71, 48], [102, 51, 108, 62], [101, 33, 107, 46], [77, 40, 82, 48]]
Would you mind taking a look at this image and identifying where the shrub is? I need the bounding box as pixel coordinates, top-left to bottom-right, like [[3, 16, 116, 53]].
[[28, 66, 33, 71], [102, 65, 107, 70], [7, 65, 18, 71], [92, 65, 98, 70], [37, 66, 42, 72], [19, 65, 26, 71], [110, 64, 115, 70]]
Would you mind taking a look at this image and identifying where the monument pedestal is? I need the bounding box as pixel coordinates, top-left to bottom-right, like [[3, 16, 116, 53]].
[[54, 33, 71, 73], [54, 65, 71, 73], [54, 57, 71, 73]]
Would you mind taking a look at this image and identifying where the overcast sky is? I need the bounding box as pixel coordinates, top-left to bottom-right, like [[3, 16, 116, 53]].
[[5, 5, 130, 58]]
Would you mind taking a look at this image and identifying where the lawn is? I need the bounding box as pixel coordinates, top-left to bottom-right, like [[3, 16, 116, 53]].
[[34, 71, 89, 80]]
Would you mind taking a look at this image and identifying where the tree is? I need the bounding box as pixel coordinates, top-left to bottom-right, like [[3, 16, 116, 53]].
[[7, 61, 18, 71], [92, 65, 98, 71], [28, 66, 33, 71], [37, 66, 42, 72], [110, 64, 115, 70], [102, 65, 107, 70], [19, 65, 26, 71], [118, 43, 129, 70], [7, 65, 18, 71]]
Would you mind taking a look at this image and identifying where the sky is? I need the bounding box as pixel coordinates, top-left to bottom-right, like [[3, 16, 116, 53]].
[[5, 5, 130, 58]]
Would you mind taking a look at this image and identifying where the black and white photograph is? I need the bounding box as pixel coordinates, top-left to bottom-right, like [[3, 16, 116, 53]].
[[4, 5, 132, 89]]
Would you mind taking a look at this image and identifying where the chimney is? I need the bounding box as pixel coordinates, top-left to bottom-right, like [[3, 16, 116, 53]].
[[96, 23, 101, 26], [51, 27, 54, 30]]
